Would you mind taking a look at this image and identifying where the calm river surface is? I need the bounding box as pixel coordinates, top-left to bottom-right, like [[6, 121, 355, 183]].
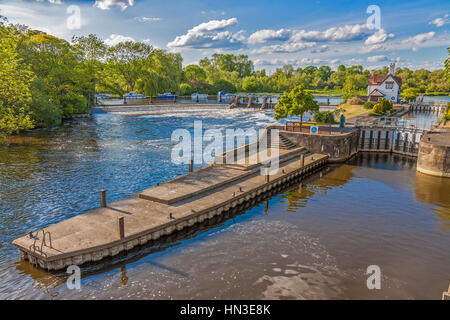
[[0, 109, 448, 300]]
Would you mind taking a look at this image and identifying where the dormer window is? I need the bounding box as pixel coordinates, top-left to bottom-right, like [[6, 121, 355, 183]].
[[385, 81, 394, 89]]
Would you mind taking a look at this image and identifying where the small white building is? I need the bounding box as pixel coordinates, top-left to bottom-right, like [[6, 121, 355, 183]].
[[367, 63, 402, 103]]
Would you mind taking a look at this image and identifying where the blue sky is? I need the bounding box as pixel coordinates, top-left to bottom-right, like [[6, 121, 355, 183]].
[[0, 0, 448, 71]]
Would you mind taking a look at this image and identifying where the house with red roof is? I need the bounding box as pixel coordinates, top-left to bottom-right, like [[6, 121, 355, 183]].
[[367, 63, 402, 103]]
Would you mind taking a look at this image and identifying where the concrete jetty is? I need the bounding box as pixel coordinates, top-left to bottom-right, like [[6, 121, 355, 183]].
[[12, 141, 328, 270]]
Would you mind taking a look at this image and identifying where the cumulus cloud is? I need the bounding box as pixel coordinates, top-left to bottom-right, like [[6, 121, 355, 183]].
[[367, 55, 389, 63], [167, 18, 245, 49], [251, 42, 316, 54], [94, 0, 134, 11], [364, 29, 394, 45], [290, 24, 370, 42], [248, 29, 292, 44], [104, 34, 135, 46], [402, 31, 435, 51], [429, 14, 449, 27], [248, 24, 371, 46]]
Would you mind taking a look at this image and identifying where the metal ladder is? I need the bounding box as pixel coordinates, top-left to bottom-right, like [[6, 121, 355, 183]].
[[28, 228, 53, 260]]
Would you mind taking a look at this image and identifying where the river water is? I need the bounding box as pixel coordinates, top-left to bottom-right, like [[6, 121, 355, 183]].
[[0, 109, 449, 300]]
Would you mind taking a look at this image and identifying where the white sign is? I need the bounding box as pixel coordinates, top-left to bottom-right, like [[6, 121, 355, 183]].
[[310, 126, 319, 134]]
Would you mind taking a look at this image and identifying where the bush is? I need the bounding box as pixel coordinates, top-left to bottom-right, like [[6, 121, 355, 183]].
[[363, 101, 375, 109], [443, 102, 450, 122], [347, 96, 365, 105], [212, 79, 236, 94], [372, 98, 394, 115], [180, 83, 194, 96], [313, 111, 336, 124]]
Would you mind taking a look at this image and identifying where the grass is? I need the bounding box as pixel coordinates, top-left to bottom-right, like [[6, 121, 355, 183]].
[[338, 103, 370, 119]]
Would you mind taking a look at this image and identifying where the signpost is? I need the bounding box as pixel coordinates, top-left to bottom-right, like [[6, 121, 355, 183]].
[[310, 125, 319, 134]]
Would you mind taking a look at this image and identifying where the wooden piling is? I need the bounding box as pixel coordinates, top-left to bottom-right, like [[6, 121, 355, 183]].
[[189, 160, 194, 172], [118, 217, 125, 239], [100, 190, 106, 208], [300, 154, 305, 167]]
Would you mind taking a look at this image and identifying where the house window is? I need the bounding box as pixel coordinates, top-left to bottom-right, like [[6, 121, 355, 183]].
[[385, 83, 393, 89]]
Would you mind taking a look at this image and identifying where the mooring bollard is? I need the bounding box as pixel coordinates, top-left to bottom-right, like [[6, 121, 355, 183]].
[[117, 217, 125, 239], [300, 154, 305, 167], [189, 160, 194, 172], [100, 189, 106, 208]]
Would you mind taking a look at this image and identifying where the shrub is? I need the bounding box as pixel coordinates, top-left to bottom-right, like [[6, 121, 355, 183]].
[[363, 101, 375, 109], [443, 102, 450, 122], [347, 96, 365, 105], [372, 98, 394, 115], [180, 83, 194, 96], [314, 111, 336, 124]]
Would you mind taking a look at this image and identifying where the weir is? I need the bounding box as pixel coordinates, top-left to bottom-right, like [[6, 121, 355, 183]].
[[11, 103, 449, 270]]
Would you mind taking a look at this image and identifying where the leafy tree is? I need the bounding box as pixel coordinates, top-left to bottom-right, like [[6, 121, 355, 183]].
[[184, 65, 206, 82], [242, 76, 262, 92], [342, 74, 366, 99], [212, 79, 236, 93], [401, 87, 420, 102], [0, 28, 34, 136], [105, 41, 152, 93], [274, 85, 319, 123]]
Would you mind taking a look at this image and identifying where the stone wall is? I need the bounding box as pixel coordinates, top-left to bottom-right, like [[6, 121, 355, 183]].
[[417, 132, 450, 178], [277, 129, 360, 162]]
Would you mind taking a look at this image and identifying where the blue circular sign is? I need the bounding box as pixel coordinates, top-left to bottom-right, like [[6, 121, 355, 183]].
[[311, 126, 319, 134]]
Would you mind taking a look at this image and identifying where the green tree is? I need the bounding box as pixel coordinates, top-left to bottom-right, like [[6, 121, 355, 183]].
[[0, 27, 34, 136], [184, 65, 207, 82], [105, 41, 153, 93], [401, 87, 420, 102], [342, 74, 366, 99], [274, 85, 319, 124]]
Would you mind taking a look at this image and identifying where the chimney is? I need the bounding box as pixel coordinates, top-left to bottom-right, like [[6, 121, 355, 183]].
[[389, 63, 395, 75]]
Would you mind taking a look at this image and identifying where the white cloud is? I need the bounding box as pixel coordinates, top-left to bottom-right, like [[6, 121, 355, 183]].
[[290, 24, 370, 42], [248, 29, 292, 44], [251, 42, 316, 54], [364, 29, 394, 45], [134, 17, 162, 22], [248, 24, 371, 46], [367, 55, 389, 63], [429, 14, 449, 27], [402, 31, 435, 51], [311, 45, 329, 53], [104, 34, 135, 46], [345, 58, 363, 64], [254, 57, 339, 67], [167, 18, 245, 49], [94, 0, 134, 11], [36, 0, 63, 4], [360, 44, 384, 53]]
